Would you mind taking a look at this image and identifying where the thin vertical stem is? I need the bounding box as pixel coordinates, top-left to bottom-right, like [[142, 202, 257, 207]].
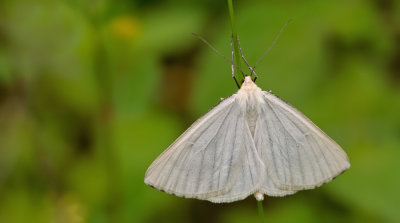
[[257, 200, 265, 223], [227, 0, 243, 80]]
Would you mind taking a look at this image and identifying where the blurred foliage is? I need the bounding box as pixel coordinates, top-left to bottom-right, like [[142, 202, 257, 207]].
[[0, 0, 399, 222]]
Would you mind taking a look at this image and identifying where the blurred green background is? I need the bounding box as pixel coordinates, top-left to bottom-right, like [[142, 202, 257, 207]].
[[1, 0, 400, 222]]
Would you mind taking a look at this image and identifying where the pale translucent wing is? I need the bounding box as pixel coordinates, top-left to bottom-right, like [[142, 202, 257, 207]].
[[145, 96, 263, 202], [255, 92, 350, 190], [259, 176, 297, 197], [207, 116, 264, 203]]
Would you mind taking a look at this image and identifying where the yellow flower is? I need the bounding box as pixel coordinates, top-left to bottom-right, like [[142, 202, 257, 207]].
[[111, 15, 141, 40]]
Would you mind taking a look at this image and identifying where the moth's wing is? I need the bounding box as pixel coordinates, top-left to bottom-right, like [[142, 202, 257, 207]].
[[255, 92, 350, 190], [207, 109, 266, 203], [259, 176, 297, 197], [145, 95, 263, 203]]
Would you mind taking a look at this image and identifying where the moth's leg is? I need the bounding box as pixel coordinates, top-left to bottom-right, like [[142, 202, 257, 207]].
[[237, 36, 259, 81], [231, 36, 241, 89]]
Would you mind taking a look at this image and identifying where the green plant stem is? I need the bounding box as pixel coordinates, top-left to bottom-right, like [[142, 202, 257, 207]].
[[228, 1, 264, 221], [257, 200, 265, 223], [227, 0, 242, 79]]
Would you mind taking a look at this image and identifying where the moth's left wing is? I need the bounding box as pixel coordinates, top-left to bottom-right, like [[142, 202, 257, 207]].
[[145, 96, 264, 203]]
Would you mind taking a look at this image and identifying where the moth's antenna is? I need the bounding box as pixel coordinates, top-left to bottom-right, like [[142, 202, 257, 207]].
[[236, 36, 258, 81], [192, 33, 246, 77], [252, 18, 293, 71]]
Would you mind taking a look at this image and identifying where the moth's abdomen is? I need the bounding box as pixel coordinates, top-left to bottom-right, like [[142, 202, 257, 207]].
[[246, 109, 258, 137]]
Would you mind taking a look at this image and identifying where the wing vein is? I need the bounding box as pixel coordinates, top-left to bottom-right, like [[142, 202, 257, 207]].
[[266, 99, 305, 185], [195, 103, 235, 192]]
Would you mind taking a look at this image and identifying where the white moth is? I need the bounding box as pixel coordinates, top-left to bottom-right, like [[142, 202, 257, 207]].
[[145, 76, 350, 203], [145, 35, 350, 203]]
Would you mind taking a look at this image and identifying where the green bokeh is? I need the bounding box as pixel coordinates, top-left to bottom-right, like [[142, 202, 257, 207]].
[[0, 0, 399, 222]]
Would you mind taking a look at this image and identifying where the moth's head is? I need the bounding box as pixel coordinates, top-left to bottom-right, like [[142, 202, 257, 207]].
[[240, 76, 257, 89], [240, 75, 257, 87], [243, 76, 253, 83], [242, 76, 253, 85]]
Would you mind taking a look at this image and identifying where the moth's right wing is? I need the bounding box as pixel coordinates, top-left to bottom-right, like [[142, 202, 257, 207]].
[[145, 95, 263, 203], [255, 91, 350, 191]]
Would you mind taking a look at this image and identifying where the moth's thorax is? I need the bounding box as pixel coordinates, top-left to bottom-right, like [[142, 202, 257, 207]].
[[237, 76, 264, 111], [237, 76, 264, 137]]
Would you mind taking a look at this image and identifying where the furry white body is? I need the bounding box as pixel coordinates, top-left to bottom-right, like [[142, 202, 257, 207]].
[[145, 76, 350, 203]]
